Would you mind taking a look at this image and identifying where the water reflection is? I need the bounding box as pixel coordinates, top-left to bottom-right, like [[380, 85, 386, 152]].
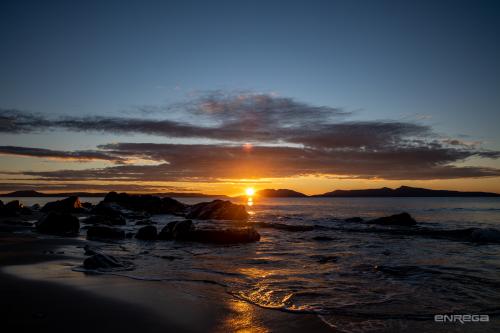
[[247, 197, 254, 206]]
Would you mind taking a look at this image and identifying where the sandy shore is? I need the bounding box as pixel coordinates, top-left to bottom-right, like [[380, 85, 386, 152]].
[[0, 229, 332, 332]]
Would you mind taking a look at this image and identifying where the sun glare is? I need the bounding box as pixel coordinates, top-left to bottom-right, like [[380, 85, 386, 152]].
[[245, 187, 255, 196]]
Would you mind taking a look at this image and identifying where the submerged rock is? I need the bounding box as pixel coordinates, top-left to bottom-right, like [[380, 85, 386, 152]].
[[87, 225, 125, 240], [470, 228, 500, 243], [367, 212, 416, 226], [158, 220, 194, 240], [41, 196, 85, 213], [83, 253, 126, 270], [186, 200, 249, 220], [103, 191, 186, 214], [36, 212, 80, 235], [135, 225, 158, 240], [82, 214, 126, 226]]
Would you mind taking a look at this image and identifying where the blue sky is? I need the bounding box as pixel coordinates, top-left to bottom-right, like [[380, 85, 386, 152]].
[[0, 0, 499, 194]]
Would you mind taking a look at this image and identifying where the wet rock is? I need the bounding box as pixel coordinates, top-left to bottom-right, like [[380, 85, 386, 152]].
[[470, 228, 500, 243], [367, 212, 416, 226], [158, 220, 193, 240], [186, 200, 249, 220], [83, 245, 99, 256], [0, 200, 23, 216], [91, 202, 126, 221], [36, 212, 80, 235], [187, 227, 260, 244], [82, 214, 126, 226], [41, 196, 85, 213], [87, 225, 125, 240], [135, 225, 158, 240], [103, 191, 186, 214], [81, 202, 94, 209], [253, 222, 314, 232], [31, 203, 41, 210], [345, 217, 363, 223], [83, 253, 126, 270]]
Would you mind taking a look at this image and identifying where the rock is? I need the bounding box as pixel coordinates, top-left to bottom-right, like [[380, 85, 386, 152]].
[[253, 222, 314, 232], [103, 191, 186, 214], [135, 225, 158, 240], [87, 225, 125, 240], [158, 220, 194, 240], [1, 200, 23, 216], [81, 202, 94, 209], [0, 200, 3, 208], [31, 203, 41, 210], [187, 227, 260, 244], [41, 196, 85, 213], [36, 212, 80, 235], [345, 217, 363, 222], [83, 245, 99, 256], [82, 214, 126, 226], [470, 228, 500, 243], [367, 212, 416, 226], [83, 253, 126, 270], [186, 200, 249, 220], [91, 202, 126, 221]]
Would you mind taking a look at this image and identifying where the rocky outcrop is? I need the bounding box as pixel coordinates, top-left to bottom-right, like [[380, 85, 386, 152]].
[[345, 217, 363, 223], [470, 228, 500, 243], [103, 192, 186, 214], [82, 214, 126, 226], [186, 200, 249, 220], [135, 225, 158, 240], [366, 212, 416, 226], [158, 220, 194, 240], [91, 202, 126, 221], [83, 253, 126, 270], [0, 200, 31, 216], [41, 196, 85, 213], [86, 225, 125, 240], [158, 219, 259, 244], [36, 212, 80, 235]]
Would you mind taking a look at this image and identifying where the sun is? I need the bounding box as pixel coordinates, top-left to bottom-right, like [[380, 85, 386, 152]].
[[245, 187, 255, 196]]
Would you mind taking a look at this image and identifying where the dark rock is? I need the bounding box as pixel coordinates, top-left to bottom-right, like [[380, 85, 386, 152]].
[[82, 214, 126, 226], [135, 225, 158, 240], [1, 200, 24, 216], [31, 203, 41, 210], [41, 196, 85, 213], [158, 220, 194, 240], [36, 212, 80, 235], [103, 191, 186, 214], [345, 217, 363, 223], [186, 200, 249, 220], [253, 222, 314, 232], [83, 245, 99, 256], [470, 228, 500, 243], [187, 227, 260, 244], [367, 212, 416, 226], [87, 225, 125, 240], [83, 253, 126, 270], [81, 202, 94, 209], [91, 202, 126, 221]]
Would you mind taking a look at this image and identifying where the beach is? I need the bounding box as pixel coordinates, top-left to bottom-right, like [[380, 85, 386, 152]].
[[0, 228, 331, 333]]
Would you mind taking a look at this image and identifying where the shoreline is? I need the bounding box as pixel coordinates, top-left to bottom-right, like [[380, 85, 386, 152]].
[[0, 231, 332, 332]]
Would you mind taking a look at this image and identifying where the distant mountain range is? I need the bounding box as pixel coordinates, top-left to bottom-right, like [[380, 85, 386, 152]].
[[0, 190, 227, 198], [1, 186, 499, 198], [253, 186, 500, 197]]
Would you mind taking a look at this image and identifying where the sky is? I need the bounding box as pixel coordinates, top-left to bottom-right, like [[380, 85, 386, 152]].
[[0, 0, 499, 195]]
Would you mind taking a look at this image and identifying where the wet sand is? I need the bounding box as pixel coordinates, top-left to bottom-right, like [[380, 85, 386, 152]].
[[0, 230, 332, 332]]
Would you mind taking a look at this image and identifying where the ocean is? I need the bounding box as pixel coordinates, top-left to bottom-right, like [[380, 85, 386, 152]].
[[7, 196, 500, 332]]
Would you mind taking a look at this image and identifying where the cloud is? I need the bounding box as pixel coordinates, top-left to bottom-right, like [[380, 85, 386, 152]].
[[0, 146, 124, 163], [12, 142, 500, 182], [1, 92, 500, 182]]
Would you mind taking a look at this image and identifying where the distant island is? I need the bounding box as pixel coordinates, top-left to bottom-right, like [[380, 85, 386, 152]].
[[0, 190, 228, 198], [1, 186, 499, 198], [247, 186, 499, 198]]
